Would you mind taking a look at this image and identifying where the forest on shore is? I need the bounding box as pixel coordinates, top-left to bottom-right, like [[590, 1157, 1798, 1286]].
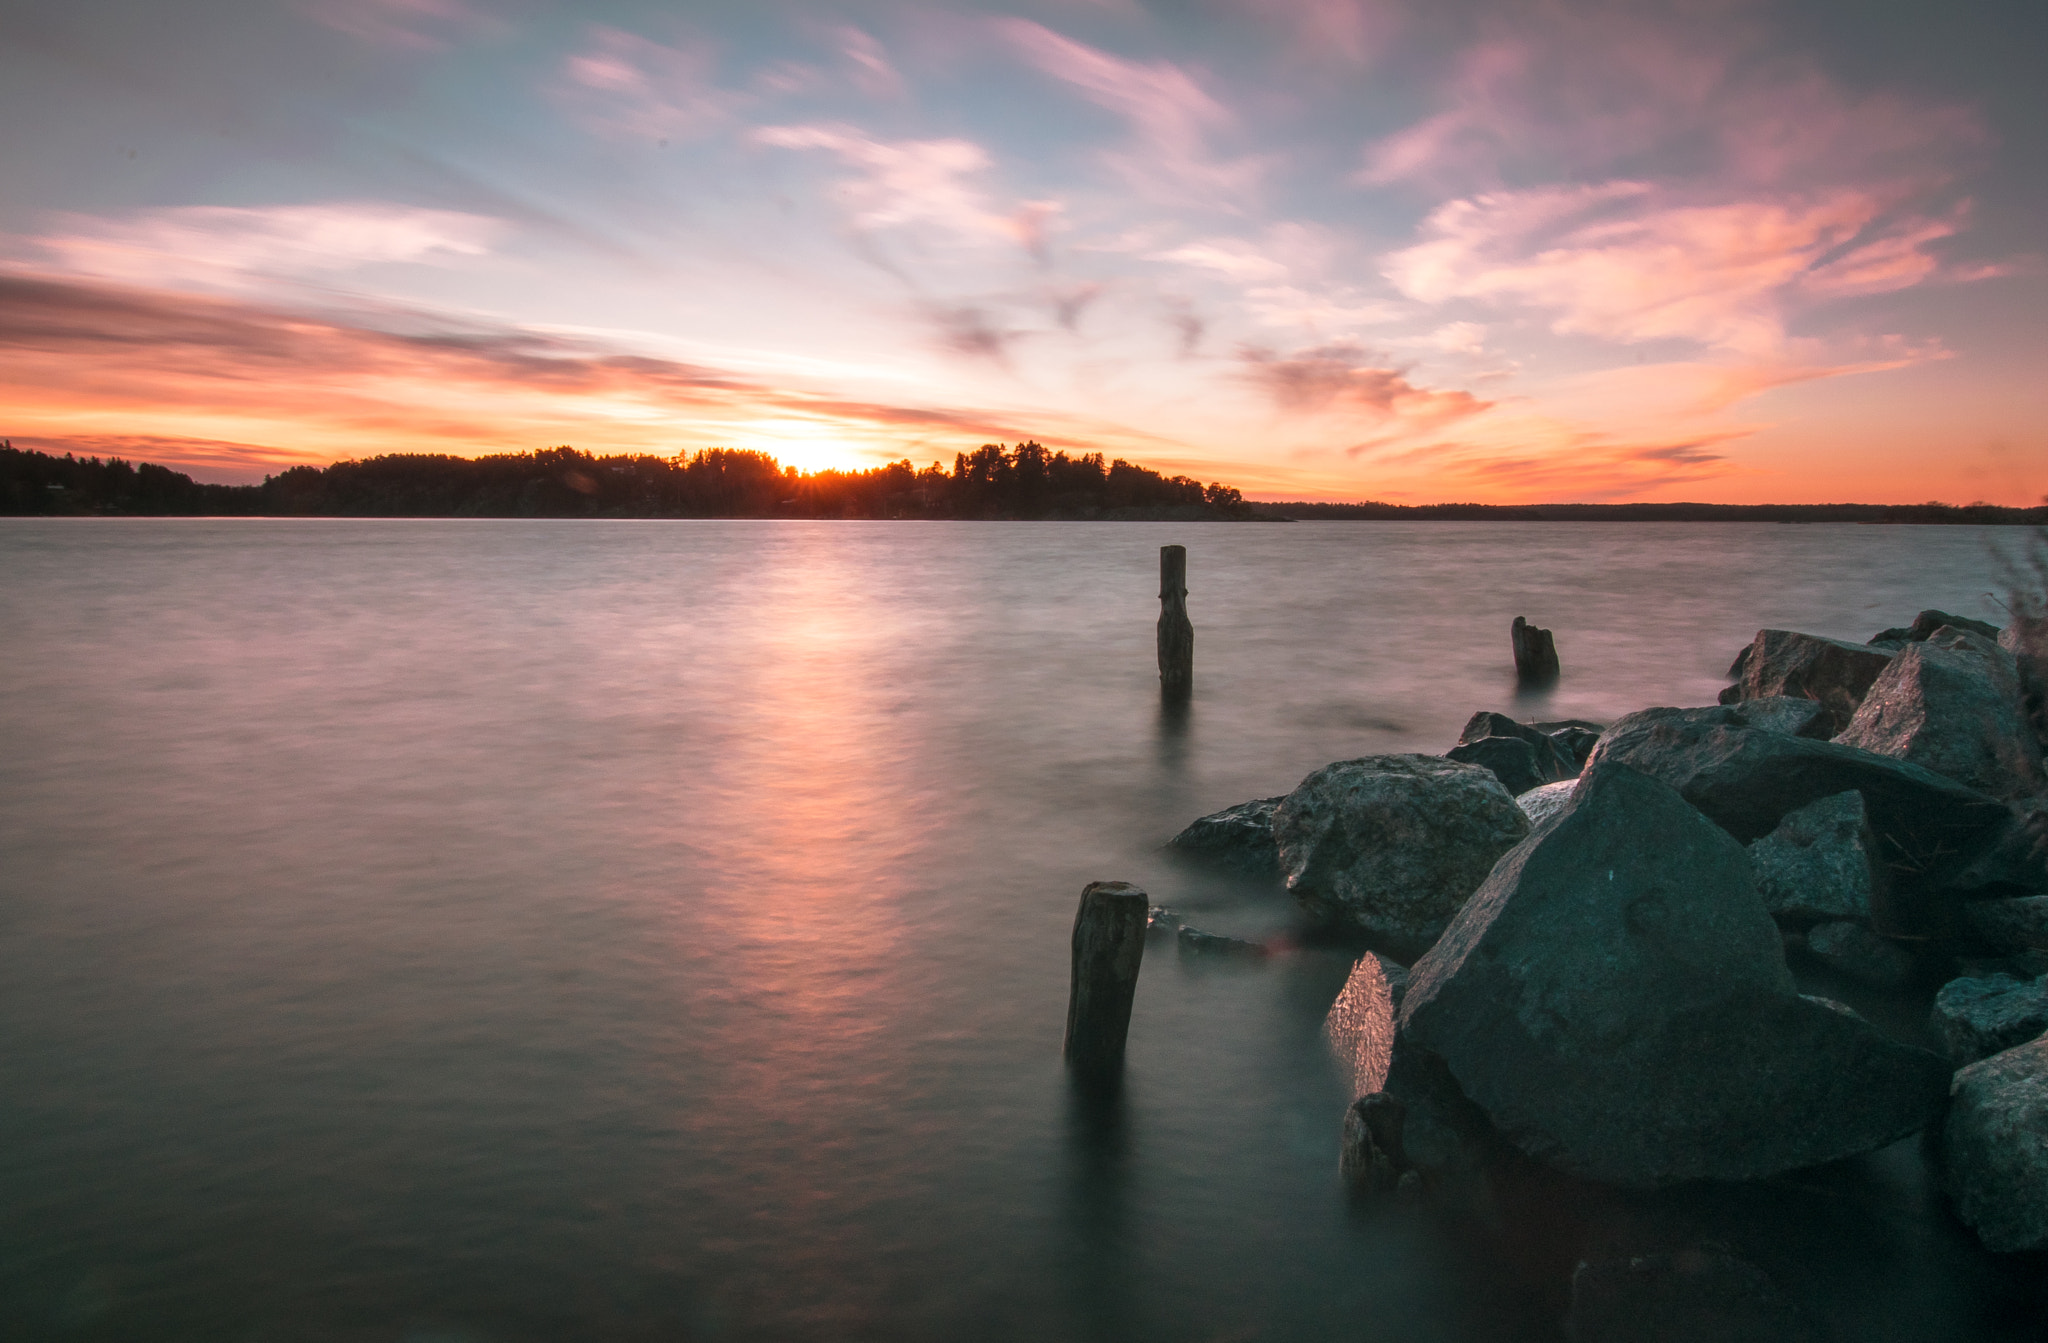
[[3, 440, 2044, 524], [0, 441, 1249, 520]]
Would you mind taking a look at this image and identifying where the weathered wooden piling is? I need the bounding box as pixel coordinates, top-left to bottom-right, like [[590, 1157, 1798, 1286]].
[[1063, 880, 1149, 1074], [1512, 615, 1560, 683], [1158, 545, 1193, 700]]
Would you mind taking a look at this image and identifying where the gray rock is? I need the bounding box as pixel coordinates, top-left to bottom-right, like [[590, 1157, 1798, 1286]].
[[1833, 637, 2044, 799], [1943, 801, 2048, 898], [1458, 711, 1576, 776], [1518, 778, 1579, 828], [1584, 704, 2008, 933], [1964, 895, 2048, 953], [1545, 723, 1605, 770], [1731, 695, 1833, 740], [1805, 920, 1918, 990], [1719, 629, 1897, 732], [1749, 790, 1884, 925], [1941, 1035, 2048, 1252], [1447, 734, 1559, 795], [1870, 609, 2002, 645], [1165, 795, 1284, 873], [1339, 1092, 1407, 1191], [1565, 1248, 1820, 1343], [1931, 974, 2048, 1064], [1274, 754, 1530, 952], [1145, 905, 1184, 937], [1396, 763, 1950, 1188]]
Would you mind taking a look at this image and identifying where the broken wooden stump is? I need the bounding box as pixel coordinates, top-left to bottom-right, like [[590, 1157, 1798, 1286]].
[[1512, 615, 1560, 684], [1158, 545, 1193, 701], [1064, 880, 1149, 1075]]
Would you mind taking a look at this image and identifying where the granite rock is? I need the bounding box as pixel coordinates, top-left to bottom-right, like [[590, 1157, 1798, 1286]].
[[1749, 790, 1885, 926], [1941, 1035, 2048, 1252], [1274, 754, 1530, 952], [1931, 974, 2048, 1065], [1518, 779, 1579, 829], [1165, 795, 1284, 873], [1719, 629, 1896, 732], [1805, 920, 1918, 990], [1396, 763, 1950, 1188], [1833, 635, 2044, 799], [1963, 895, 2048, 953]]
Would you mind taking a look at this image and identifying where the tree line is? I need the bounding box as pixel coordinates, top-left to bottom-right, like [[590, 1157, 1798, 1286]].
[[0, 441, 1251, 520]]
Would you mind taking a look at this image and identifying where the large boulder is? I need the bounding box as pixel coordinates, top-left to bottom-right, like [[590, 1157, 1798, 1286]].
[[1720, 629, 1896, 732], [1833, 633, 2044, 799], [1731, 695, 1832, 740], [1941, 1035, 2048, 1252], [1518, 778, 1579, 828], [1274, 754, 1529, 952], [1584, 705, 2008, 933], [1931, 974, 2048, 1065], [1165, 795, 1284, 873], [1534, 718, 1607, 770], [1396, 764, 1949, 1188], [1748, 790, 1885, 925]]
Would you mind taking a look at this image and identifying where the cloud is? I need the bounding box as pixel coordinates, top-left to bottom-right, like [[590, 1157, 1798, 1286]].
[[0, 270, 1149, 474], [301, 0, 497, 52], [836, 27, 906, 100], [1236, 0, 1397, 66], [558, 27, 738, 141], [1238, 341, 1489, 424], [1384, 182, 1969, 357], [24, 203, 504, 290], [998, 20, 1262, 204], [753, 123, 1050, 253]]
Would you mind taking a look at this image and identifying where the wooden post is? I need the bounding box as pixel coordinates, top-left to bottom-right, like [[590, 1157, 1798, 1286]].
[[1512, 616, 1560, 683], [1064, 881, 1149, 1074], [1158, 545, 1193, 701]]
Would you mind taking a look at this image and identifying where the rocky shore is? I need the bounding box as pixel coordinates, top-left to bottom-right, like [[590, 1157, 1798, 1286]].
[[1165, 606, 2048, 1312]]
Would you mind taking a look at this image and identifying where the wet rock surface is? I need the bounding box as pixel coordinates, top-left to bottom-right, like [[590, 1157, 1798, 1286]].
[[1274, 754, 1529, 952], [1584, 705, 2008, 933], [1931, 973, 2048, 1064], [1962, 894, 2048, 953], [1720, 629, 1896, 732], [1804, 920, 1918, 989], [1834, 635, 2043, 799], [1749, 790, 1884, 925], [1564, 1247, 1821, 1343], [1396, 764, 1949, 1188], [1164, 795, 1284, 873], [1942, 1035, 2048, 1252]]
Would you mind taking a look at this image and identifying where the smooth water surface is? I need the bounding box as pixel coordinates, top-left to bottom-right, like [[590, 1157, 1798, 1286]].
[[2, 520, 2041, 1341]]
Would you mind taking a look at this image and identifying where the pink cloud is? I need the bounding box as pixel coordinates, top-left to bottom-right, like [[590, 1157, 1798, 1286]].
[[24, 203, 503, 290], [752, 123, 1053, 253], [1238, 340, 1489, 425], [1235, 0, 1399, 66], [558, 27, 737, 141], [835, 27, 906, 100], [1383, 183, 1971, 357], [301, 0, 497, 52], [998, 20, 1263, 204]]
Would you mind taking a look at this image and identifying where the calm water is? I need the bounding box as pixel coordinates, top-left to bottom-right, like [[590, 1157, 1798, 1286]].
[[2, 519, 2042, 1342]]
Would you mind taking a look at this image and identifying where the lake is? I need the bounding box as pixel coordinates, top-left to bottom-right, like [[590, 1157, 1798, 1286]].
[[2, 518, 2041, 1341]]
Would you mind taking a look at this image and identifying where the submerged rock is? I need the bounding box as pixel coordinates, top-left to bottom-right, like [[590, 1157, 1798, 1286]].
[[1175, 924, 1265, 958], [1833, 636, 2044, 799], [1274, 754, 1529, 952], [1805, 920, 1918, 990], [1931, 974, 2048, 1065], [1339, 1093, 1408, 1192], [1870, 609, 2001, 645], [1396, 764, 1949, 1188], [1942, 1035, 2048, 1252], [1164, 795, 1284, 873], [1565, 1248, 1820, 1343], [1964, 895, 2048, 953], [1719, 629, 1896, 732], [1749, 790, 1885, 926], [1584, 705, 2008, 933]]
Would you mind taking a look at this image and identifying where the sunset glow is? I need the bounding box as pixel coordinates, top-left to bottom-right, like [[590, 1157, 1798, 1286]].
[[3, 0, 2043, 501]]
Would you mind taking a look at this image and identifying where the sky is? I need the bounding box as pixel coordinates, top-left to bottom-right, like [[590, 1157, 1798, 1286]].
[[2, 0, 2044, 502]]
